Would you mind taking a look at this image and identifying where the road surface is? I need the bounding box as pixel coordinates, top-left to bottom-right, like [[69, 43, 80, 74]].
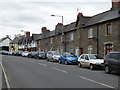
[[1, 55, 119, 89]]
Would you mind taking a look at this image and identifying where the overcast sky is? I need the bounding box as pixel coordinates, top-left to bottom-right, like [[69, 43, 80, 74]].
[[0, 0, 112, 39]]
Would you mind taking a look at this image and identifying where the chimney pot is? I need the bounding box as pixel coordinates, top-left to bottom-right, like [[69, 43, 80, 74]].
[[77, 13, 83, 16], [56, 23, 63, 26]]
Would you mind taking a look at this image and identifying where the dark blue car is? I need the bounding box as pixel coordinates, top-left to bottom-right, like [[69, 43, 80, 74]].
[[59, 52, 78, 65]]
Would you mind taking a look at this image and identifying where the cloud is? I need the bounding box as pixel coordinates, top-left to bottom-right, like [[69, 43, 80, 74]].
[[0, 0, 112, 39]]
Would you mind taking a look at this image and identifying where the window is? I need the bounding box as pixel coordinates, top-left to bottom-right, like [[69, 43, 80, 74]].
[[106, 23, 112, 35], [111, 53, 118, 60], [106, 53, 112, 58], [60, 49, 63, 53], [85, 55, 89, 60], [61, 36, 63, 42], [69, 48, 73, 53], [70, 33, 74, 41], [81, 55, 85, 59], [105, 44, 112, 55], [75, 49, 79, 57], [88, 28, 93, 38], [88, 45, 93, 54]]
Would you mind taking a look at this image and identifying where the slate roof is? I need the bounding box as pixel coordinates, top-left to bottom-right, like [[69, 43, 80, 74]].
[[64, 22, 76, 32], [85, 8, 120, 27], [32, 34, 41, 41], [17, 34, 42, 45], [0, 37, 12, 42], [10, 37, 20, 44], [49, 30, 55, 37]]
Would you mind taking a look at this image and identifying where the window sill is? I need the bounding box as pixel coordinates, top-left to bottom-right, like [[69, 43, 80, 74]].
[[105, 34, 112, 36], [88, 36, 93, 39]]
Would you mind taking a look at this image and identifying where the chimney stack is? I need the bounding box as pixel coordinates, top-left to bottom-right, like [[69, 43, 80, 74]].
[[6, 35, 9, 38], [41, 27, 47, 33], [56, 23, 63, 26], [112, 0, 120, 9], [77, 13, 83, 17], [25, 32, 30, 38]]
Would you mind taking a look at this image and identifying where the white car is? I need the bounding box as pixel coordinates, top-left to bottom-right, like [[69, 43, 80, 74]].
[[78, 54, 104, 70], [22, 51, 29, 57], [47, 51, 60, 62]]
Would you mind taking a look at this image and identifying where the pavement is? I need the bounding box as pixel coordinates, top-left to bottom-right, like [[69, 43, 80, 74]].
[[1, 55, 120, 89]]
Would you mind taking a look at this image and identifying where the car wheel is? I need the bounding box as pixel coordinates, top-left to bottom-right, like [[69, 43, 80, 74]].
[[78, 63, 82, 68], [59, 60, 61, 64], [52, 58, 54, 62], [105, 66, 111, 74], [90, 64, 94, 70], [65, 60, 68, 65], [36, 56, 39, 59], [47, 59, 49, 61]]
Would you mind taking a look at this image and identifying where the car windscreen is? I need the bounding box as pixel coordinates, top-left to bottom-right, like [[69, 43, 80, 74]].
[[39, 52, 45, 55], [53, 51, 60, 55], [89, 55, 97, 59], [65, 53, 76, 57]]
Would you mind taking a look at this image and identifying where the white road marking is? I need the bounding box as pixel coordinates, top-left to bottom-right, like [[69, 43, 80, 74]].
[[32, 60, 35, 63], [78, 75, 115, 89], [0, 62, 11, 88], [38, 63, 47, 67], [52, 67, 68, 74]]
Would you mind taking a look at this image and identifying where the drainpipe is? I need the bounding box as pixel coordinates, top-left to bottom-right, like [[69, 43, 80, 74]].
[[97, 25, 99, 56]]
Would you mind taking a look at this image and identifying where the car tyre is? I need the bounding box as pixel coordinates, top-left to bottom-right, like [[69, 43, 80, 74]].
[[47, 59, 49, 61], [65, 60, 68, 65], [90, 64, 94, 70], [105, 66, 111, 74], [78, 62, 82, 68], [59, 60, 61, 64]]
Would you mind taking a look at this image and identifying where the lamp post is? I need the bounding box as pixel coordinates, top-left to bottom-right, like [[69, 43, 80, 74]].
[[51, 15, 64, 35], [21, 30, 26, 36], [51, 14, 66, 52], [51, 15, 63, 24]]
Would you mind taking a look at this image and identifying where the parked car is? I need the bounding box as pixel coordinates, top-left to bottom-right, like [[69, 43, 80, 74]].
[[104, 52, 120, 74], [16, 51, 23, 56], [34, 51, 46, 59], [27, 52, 36, 58], [8, 51, 13, 55], [12, 51, 18, 56], [59, 52, 78, 65], [0, 50, 9, 55], [78, 54, 104, 70], [47, 51, 60, 62], [22, 51, 29, 57]]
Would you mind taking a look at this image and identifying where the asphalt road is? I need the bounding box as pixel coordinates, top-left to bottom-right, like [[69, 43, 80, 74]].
[[1, 55, 120, 89]]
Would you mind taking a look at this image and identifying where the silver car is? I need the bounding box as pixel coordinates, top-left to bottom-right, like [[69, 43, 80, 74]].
[[78, 54, 104, 70], [22, 51, 29, 57], [47, 51, 60, 62]]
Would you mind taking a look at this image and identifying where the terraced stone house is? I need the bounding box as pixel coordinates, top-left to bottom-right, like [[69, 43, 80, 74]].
[[36, 0, 120, 58]]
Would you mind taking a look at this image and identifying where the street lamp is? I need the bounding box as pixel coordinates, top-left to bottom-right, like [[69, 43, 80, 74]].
[[51, 15, 63, 25], [51, 14, 64, 35], [21, 30, 26, 36], [51, 14, 66, 52]]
